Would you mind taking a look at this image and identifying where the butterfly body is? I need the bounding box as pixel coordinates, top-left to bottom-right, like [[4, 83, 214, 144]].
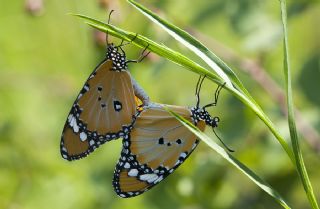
[[113, 103, 219, 197]]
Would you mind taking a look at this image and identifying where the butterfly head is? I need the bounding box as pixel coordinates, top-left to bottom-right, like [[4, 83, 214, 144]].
[[106, 43, 127, 71], [191, 106, 219, 128]]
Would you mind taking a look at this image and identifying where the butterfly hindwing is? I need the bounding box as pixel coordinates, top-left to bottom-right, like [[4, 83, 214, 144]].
[[61, 59, 137, 161], [113, 104, 205, 197]]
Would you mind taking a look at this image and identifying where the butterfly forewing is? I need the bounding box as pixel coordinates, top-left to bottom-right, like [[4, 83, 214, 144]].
[[113, 104, 205, 197], [61, 60, 137, 161], [77, 60, 136, 133]]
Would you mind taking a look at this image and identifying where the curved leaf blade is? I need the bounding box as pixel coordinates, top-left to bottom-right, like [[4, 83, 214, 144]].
[[279, 1, 319, 208]]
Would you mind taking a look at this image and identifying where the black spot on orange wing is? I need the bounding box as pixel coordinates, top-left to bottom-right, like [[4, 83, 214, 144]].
[[113, 100, 122, 112], [158, 137, 164, 145]]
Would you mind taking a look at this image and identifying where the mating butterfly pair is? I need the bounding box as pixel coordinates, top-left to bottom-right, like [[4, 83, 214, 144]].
[[60, 27, 225, 198]]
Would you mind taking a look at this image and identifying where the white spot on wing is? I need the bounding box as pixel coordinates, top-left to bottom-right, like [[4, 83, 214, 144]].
[[68, 114, 74, 123], [124, 162, 130, 169], [68, 115, 79, 133], [180, 153, 187, 159], [139, 174, 159, 183], [128, 169, 138, 177], [154, 175, 163, 184], [72, 120, 79, 133], [80, 132, 87, 141]]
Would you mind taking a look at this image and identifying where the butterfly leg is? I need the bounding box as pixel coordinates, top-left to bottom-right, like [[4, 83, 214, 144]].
[[117, 34, 139, 55], [212, 127, 235, 152], [125, 44, 150, 64], [203, 82, 225, 109]]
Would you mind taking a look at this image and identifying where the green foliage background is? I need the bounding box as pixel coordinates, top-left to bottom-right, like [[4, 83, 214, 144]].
[[0, 0, 319, 208]]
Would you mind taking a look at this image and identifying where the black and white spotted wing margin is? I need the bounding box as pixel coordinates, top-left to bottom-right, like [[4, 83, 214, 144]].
[[112, 134, 200, 198]]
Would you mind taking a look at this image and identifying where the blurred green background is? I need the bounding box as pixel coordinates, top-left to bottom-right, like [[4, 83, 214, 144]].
[[1, 0, 319, 208]]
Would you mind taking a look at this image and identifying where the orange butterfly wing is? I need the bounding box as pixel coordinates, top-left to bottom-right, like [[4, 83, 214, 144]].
[[113, 103, 205, 197], [61, 60, 138, 161]]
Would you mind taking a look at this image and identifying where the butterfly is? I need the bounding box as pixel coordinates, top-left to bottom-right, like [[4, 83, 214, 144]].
[[112, 77, 231, 197], [60, 11, 150, 161]]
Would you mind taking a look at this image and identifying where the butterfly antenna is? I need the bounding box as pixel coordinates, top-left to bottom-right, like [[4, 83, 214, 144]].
[[106, 10, 114, 45], [195, 75, 205, 108], [137, 43, 150, 62], [212, 127, 234, 152], [214, 82, 225, 105], [195, 76, 202, 107]]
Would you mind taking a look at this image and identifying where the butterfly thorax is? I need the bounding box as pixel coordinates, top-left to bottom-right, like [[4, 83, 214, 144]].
[[106, 44, 127, 71], [191, 107, 219, 128]]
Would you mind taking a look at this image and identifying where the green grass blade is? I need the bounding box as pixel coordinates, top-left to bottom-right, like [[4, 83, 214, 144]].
[[279, 1, 319, 208], [166, 108, 291, 209]]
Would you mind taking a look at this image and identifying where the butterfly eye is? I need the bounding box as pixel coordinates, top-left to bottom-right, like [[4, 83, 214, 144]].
[[214, 116, 220, 123]]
